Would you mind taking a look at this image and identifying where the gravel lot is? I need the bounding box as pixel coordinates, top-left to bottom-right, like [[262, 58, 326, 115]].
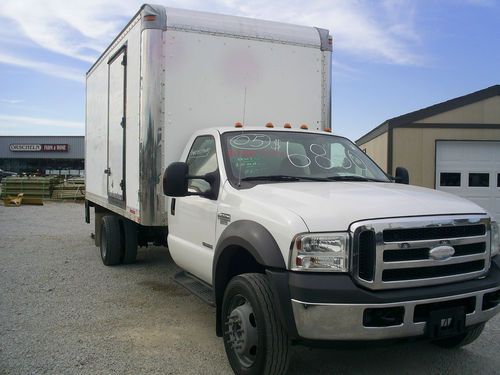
[[1, 202, 499, 374]]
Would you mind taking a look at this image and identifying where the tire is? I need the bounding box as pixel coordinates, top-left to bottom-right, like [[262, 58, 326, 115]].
[[432, 323, 485, 348], [122, 219, 138, 264], [222, 273, 290, 375], [100, 215, 122, 266]]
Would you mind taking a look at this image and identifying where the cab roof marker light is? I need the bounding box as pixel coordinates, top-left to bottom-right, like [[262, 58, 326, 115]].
[[284, 123, 292, 129], [143, 15, 157, 21], [234, 122, 243, 128], [300, 124, 309, 130], [265, 122, 274, 128]]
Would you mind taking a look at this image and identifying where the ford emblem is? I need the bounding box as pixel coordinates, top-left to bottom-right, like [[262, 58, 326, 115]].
[[429, 245, 455, 260]]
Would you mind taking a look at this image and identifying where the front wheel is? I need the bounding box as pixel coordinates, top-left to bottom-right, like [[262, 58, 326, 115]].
[[432, 323, 485, 348], [222, 273, 290, 375]]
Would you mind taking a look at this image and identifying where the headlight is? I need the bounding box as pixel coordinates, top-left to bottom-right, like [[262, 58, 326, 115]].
[[492, 221, 499, 257], [290, 233, 350, 272]]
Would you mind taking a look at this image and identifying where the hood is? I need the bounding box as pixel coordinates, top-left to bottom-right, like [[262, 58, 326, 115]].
[[239, 181, 487, 232]]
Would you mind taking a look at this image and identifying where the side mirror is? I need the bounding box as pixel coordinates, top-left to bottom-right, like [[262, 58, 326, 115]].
[[395, 166, 409, 185], [163, 162, 189, 196], [163, 162, 220, 199]]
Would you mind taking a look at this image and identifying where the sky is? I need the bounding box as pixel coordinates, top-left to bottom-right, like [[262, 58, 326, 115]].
[[0, 0, 499, 141]]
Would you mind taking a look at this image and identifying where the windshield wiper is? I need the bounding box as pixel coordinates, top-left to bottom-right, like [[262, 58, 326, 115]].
[[326, 175, 386, 182], [240, 175, 329, 183]]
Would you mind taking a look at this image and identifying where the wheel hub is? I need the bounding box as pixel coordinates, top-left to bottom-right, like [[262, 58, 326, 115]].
[[225, 300, 258, 367]]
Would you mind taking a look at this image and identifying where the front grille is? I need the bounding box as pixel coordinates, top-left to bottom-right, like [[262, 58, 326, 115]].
[[383, 242, 486, 262], [383, 224, 485, 242], [352, 216, 491, 290], [382, 260, 485, 281], [358, 230, 375, 281]]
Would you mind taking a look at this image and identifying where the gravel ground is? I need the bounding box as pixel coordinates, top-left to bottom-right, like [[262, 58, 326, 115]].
[[0, 202, 499, 374]]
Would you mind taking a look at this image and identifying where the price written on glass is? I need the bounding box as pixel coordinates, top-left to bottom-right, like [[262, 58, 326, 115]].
[[229, 134, 366, 170]]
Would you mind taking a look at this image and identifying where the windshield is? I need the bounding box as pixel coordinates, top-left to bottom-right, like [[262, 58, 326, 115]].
[[221, 131, 390, 186]]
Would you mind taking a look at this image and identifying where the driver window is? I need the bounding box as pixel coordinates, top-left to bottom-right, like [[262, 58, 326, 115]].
[[186, 136, 218, 194]]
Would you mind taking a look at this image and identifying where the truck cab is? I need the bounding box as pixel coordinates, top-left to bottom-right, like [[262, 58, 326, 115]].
[[163, 126, 500, 375]]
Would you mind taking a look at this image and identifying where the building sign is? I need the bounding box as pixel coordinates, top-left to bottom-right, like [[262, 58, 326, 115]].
[[9, 144, 69, 152], [41, 144, 68, 152]]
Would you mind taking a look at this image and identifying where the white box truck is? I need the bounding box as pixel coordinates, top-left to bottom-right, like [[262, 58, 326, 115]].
[[86, 5, 500, 374]]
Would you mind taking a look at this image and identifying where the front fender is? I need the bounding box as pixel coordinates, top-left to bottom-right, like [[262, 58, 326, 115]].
[[213, 220, 287, 335], [214, 220, 286, 271]]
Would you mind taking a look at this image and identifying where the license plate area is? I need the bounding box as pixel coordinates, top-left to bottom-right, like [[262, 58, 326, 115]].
[[425, 307, 465, 338]]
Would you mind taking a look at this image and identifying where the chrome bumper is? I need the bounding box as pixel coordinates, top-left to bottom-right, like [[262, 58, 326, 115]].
[[291, 286, 500, 341]]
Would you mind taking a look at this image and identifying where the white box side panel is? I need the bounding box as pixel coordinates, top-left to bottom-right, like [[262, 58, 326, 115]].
[[163, 30, 323, 164]]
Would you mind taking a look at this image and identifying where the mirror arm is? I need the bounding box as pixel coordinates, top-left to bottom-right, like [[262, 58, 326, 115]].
[[187, 174, 215, 183], [386, 173, 396, 182], [186, 173, 218, 200]]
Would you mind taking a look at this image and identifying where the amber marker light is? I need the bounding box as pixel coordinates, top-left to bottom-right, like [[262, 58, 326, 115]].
[[234, 122, 243, 128], [300, 124, 309, 130], [265, 122, 274, 128], [284, 123, 292, 129], [324, 128, 332, 133], [144, 15, 157, 21]]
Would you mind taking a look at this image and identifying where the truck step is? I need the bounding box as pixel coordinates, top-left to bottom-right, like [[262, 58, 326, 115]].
[[172, 271, 215, 306]]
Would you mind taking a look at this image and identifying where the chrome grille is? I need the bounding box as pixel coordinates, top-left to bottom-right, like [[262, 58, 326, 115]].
[[351, 215, 491, 290]]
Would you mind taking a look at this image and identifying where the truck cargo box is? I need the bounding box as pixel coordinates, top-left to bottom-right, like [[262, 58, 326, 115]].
[[85, 4, 332, 226]]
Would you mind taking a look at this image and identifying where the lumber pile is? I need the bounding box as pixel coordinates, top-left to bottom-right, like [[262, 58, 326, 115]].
[[0, 176, 85, 202], [0, 176, 59, 200], [51, 177, 85, 200]]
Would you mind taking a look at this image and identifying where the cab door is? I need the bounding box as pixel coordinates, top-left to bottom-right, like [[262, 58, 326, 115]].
[[167, 135, 220, 284]]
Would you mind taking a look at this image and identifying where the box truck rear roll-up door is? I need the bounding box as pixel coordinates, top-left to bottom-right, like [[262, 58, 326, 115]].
[[107, 47, 127, 203]]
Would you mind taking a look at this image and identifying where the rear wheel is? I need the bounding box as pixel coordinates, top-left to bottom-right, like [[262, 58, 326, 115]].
[[100, 215, 122, 266], [222, 273, 290, 375], [122, 219, 138, 264], [432, 323, 485, 348]]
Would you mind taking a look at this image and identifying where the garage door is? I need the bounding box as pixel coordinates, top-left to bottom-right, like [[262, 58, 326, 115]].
[[436, 140, 500, 221]]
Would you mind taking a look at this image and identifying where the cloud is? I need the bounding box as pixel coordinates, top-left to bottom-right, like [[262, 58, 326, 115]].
[[0, 0, 424, 66], [0, 51, 84, 82], [0, 99, 24, 104], [219, 0, 423, 65], [0, 114, 84, 129], [0, 1, 133, 63]]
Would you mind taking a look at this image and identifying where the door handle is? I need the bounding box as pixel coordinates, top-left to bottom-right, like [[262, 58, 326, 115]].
[[104, 168, 111, 175], [170, 198, 176, 215]]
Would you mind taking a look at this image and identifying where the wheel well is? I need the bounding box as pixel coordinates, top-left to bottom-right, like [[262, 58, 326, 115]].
[[214, 245, 265, 336]]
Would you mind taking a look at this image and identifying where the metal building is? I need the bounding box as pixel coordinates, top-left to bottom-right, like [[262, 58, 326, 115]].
[[0, 136, 84, 176], [357, 85, 500, 221]]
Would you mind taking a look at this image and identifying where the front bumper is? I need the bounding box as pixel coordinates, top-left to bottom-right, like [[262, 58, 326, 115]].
[[267, 257, 500, 341], [291, 286, 500, 340]]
